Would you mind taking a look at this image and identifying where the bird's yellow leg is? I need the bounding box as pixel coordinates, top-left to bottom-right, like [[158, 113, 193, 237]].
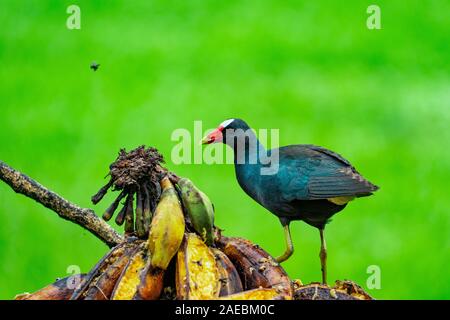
[[276, 223, 294, 263], [319, 228, 327, 285]]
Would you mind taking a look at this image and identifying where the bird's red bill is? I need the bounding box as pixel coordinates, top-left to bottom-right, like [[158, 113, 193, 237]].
[[201, 127, 223, 144]]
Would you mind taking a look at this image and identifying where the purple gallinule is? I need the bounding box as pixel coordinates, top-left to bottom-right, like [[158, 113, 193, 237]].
[[202, 118, 379, 284]]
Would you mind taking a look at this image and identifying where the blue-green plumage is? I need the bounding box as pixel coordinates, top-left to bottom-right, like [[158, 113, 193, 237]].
[[228, 124, 378, 229], [204, 118, 379, 283]]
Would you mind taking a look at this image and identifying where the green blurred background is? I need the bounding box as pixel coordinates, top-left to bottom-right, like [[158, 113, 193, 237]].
[[0, 0, 449, 300]]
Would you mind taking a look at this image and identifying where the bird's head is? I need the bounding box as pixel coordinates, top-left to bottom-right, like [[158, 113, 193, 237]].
[[201, 118, 250, 145]]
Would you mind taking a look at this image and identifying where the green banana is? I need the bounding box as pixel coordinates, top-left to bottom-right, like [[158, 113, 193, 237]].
[[178, 178, 215, 245]]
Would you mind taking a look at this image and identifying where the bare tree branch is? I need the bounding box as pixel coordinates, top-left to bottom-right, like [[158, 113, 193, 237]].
[[0, 160, 123, 248]]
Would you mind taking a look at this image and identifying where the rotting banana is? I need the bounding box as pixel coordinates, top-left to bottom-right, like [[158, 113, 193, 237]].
[[219, 288, 281, 300], [148, 176, 185, 270], [178, 178, 215, 245], [83, 244, 138, 300], [332, 280, 373, 300], [15, 274, 88, 300], [217, 236, 293, 300], [111, 242, 147, 300], [70, 241, 129, 300], [176, 233, 221, 300], [133, 265, 164, 300], [212, 248, 243, 297]]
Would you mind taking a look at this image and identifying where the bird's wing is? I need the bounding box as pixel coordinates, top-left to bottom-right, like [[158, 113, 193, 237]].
[[276, 145, 378, 201], [304, 144, 352, 166]]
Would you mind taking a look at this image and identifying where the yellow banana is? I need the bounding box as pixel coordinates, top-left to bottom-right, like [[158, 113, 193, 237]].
[[111, 243, 147, 300], [176, 233, 221, 300], [103, 241, 165, 300], [148, 176, 185, 270]]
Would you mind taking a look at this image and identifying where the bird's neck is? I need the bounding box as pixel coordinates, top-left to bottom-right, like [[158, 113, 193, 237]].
[[229, 131, 268, 201], [231, 130, 267, 167]]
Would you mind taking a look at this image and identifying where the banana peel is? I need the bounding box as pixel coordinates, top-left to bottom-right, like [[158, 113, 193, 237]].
[[219, 288, 282, 300], [212, 248, 243, 297], [133, 266, 164, 300], [217, 236, 293, 300], [111, 242, 147, 300], [70, 241, 131, 300], [83, 244, 137, 300], [15, 274, 88, 300], [293, 280, 373, 300], [176, 233, 221, 300]]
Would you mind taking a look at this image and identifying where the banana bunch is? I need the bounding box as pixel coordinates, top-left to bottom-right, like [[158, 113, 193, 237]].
[[15, 174, 372, 301]]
